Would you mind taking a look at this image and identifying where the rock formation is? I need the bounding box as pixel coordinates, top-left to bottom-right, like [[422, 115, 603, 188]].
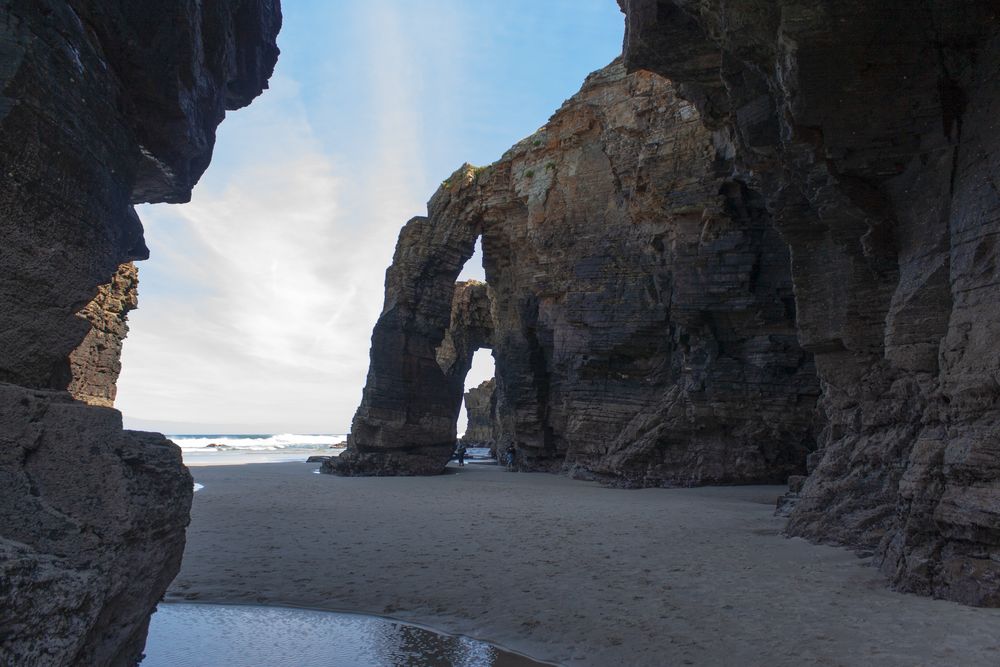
[[461, 379, 498, 448], [331, 61, 819, 485], [0, 1, 281, 663], [436, 281, 495, 385], [329, 276, 494, 476], [0, 389, 191, 666], [619, 0, 1000, 605], [67, 263, 140, 408]]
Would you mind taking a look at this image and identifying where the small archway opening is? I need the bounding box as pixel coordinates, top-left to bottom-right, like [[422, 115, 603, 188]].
[[457, 347, 495, 438], [457, 236, 486, 282]]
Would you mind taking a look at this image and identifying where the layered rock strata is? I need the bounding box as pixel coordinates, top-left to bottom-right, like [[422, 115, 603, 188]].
[[461, 379, 498, 449], [0, 0, 280, 663], [620, 0, 1000, 605], [67, 263, 139, 408], [333, 61, 819, 484], [329, 278, 494, 476]]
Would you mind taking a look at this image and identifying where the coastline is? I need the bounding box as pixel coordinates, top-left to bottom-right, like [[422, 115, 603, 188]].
[[167, 462, 1000, 666], [181, 448, 346, 468]]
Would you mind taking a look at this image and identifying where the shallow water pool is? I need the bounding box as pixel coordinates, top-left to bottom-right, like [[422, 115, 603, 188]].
[[142, 603, 547, 667]]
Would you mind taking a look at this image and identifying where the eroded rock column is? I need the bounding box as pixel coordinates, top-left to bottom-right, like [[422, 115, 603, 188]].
[[477, 62, 818, 483], [67, 263, 139, 408]]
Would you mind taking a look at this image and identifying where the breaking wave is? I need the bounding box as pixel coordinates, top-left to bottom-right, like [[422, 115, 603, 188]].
[[169, 433, 347, 452]]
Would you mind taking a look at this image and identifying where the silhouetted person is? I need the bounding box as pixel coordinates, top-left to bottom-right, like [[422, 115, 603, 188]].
[[505, 444, 516, 471], [455, 444, 467, 467]]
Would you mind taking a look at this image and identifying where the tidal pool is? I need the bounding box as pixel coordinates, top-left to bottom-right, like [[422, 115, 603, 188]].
[[142, 603, 548, 667]]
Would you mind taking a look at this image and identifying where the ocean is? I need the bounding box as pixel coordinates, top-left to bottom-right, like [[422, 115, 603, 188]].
[[170, 433, 494, 467], [170, 433, 348, 466]]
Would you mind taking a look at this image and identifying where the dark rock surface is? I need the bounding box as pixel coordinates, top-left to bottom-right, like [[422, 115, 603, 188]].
[[620, 0, 1000, 605], [1, 0, 281, 392], [461, 379, 498, 449], [333, 61, 819, 486], [0, 385, 192, 666], [0, 0, 281, 663], [328, 279, 494, 476]]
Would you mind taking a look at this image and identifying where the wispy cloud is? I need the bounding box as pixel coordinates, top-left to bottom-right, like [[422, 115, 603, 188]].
[[117, 1, 618, 434], [118, 23, 444, 432], [118, 77, 361, 432]]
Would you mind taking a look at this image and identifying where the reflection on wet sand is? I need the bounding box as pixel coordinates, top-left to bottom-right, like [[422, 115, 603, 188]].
[[142, 603, 547, 667]]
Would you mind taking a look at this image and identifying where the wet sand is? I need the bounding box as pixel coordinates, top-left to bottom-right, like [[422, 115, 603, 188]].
[[144, 602, 544, 667], [168, 462, 1000, 666]]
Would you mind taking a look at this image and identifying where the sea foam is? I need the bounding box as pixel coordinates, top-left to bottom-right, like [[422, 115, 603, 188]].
[[169, 433, 347, 452]]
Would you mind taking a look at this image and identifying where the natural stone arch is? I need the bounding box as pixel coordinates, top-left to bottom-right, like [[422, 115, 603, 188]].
[[435, 281, 495, 382], [330, 61, 820, 484], [327, 166, 493, 475]]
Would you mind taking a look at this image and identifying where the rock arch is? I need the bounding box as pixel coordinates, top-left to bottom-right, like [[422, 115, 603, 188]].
[[330, 61, 820, 484], [327, 170, 491, 475]]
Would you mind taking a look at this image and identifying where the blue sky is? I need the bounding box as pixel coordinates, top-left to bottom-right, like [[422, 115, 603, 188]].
[[117, 1, 625, 434]]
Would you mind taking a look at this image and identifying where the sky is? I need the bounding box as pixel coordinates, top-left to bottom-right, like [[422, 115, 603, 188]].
[[117, 1, 625, 435]]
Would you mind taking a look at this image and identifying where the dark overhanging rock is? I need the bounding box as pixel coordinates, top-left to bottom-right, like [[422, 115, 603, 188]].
[[1, 0, 281, 392], [332, 61, 820, 487], [619, 0, 1000, 606], [0, 0, 281, 663]]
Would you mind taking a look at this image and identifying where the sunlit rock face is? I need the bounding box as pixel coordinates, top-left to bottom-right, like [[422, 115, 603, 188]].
[[0, 0, 280, 663], [620, 0, 1000, 605], [67, 263, 139, 409], [334, 61, 819, 485]]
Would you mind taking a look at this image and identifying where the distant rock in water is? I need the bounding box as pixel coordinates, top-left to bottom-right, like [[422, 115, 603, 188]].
[[329, 60, 819, 485], [461, 379, 498, 449], [307, 456, 333, 463]]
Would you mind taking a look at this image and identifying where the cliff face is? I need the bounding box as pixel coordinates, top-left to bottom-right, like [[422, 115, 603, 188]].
[[620, 0, 1000, 605], [333, 61, 819, 485], [462, 379, 497, 448], [0, 0, 281, 663]]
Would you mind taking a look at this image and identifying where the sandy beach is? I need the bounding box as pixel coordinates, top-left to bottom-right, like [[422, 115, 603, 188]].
[[167, 462, 1000, 666]]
